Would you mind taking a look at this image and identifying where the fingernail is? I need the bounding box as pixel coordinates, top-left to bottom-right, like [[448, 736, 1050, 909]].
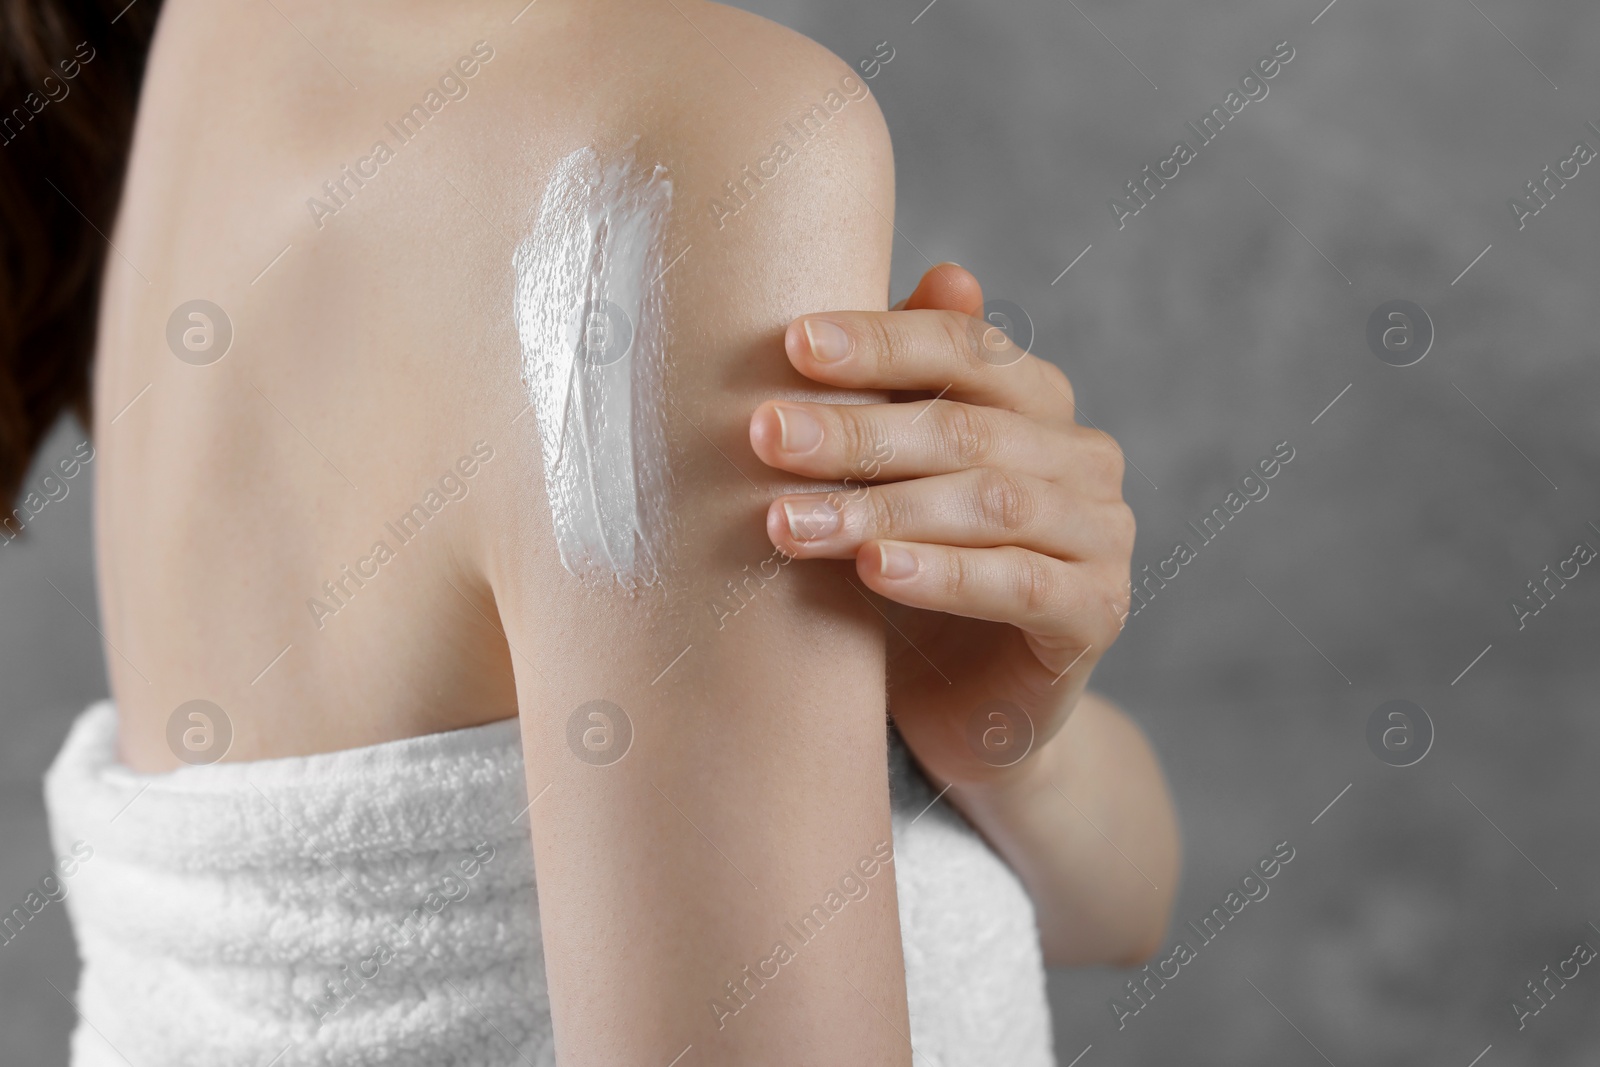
[[877, 543, 918, 580], [784, 500, 840, 542], [802, 319, 851, 363], [773, 405, 823, 453]]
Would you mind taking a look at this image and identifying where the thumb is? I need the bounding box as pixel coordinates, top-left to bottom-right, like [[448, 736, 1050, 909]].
[[892, 262, 984, 315]]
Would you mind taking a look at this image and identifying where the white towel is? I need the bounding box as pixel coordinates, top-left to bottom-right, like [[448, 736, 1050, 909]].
[[44, 700, 1054, 1066]]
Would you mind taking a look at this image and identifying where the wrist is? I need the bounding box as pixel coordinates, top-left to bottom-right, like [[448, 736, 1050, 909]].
[[939, 721, 1066, 820]]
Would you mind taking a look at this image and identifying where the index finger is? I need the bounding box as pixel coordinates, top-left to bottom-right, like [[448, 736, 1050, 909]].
[[782, 308, 1074, 418]]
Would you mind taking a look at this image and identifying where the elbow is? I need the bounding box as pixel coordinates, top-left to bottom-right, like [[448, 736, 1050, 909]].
[[1041, 911, 1172, 969], [1107, 923, 1169, 969], [1039, 878, 1179, 969], [1109, 870, 1181, 968], [1114, 882, 1179, 967]]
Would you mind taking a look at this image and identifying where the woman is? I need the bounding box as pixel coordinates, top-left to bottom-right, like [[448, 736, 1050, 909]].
[[4, 0, 1178, 1062]]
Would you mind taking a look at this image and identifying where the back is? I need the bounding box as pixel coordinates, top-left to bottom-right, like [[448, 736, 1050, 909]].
[[96, 0, 889, 767]]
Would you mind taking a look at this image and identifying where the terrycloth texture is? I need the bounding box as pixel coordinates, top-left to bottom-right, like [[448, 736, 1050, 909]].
[[886, 725, 1057, 1067], [44, 700, 1054, 1066]]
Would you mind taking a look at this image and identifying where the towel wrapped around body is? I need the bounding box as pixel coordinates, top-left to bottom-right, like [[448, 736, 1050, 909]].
[[44, 700, 1054, 1066]]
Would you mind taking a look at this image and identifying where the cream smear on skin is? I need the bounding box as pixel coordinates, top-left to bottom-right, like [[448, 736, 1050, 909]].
[[513, 144, 672, 588]]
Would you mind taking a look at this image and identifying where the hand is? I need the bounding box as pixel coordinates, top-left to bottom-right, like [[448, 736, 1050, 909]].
[[748, 264, 1135, 788]]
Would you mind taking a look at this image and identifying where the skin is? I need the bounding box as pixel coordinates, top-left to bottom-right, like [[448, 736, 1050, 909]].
[[85, 0, 1174, 1060], [750, 265, 1180, 965], [101, 3, 908, 1062]]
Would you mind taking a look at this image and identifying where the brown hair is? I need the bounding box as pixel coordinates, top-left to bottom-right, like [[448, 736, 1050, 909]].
[[0, 0, 162, 513]]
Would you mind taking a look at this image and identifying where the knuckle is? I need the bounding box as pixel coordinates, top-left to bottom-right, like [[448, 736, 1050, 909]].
[[942, 549, 973, 600], [863, 316, 904, 376], [937, 403, 998, 468], [1047, 362, 1076, 409], [972, 470, 1035, 533], [940, 310, 986, 368], [865, 484, 910, 534], [1113, 502, 1137, 549], [1088, 429, 1125, 485], [969, 309, 1021, 366], [1097, 576, 1131, 643], [1014, 553, 1057, 618], [832, 408, 876, 471]]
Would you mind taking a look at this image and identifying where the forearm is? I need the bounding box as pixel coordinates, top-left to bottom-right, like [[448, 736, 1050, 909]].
[[940, 691, 1179, 967]]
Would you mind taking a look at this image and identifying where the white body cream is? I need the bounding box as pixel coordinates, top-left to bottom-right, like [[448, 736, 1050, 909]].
[[513, 144, 672, 588]]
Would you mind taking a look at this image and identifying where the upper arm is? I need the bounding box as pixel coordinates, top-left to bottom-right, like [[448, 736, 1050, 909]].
[[466, 16, 905, 1064]]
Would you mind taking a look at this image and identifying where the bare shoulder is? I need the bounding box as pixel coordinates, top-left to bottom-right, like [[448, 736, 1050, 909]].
[[472, 0, 895, 235], [454, 1, 898, 590], [660, 3, 896, 250], [651, 1, 894, 160]]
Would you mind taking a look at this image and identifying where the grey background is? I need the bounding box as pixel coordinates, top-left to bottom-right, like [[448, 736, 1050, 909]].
[[4, 0, 1598, 1063]]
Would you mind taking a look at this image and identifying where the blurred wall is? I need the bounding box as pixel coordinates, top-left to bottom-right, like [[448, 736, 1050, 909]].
[[744, 1, 1598, 1063], [1, 419, 104, 1058], [4, 0, 1598, 1063]]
